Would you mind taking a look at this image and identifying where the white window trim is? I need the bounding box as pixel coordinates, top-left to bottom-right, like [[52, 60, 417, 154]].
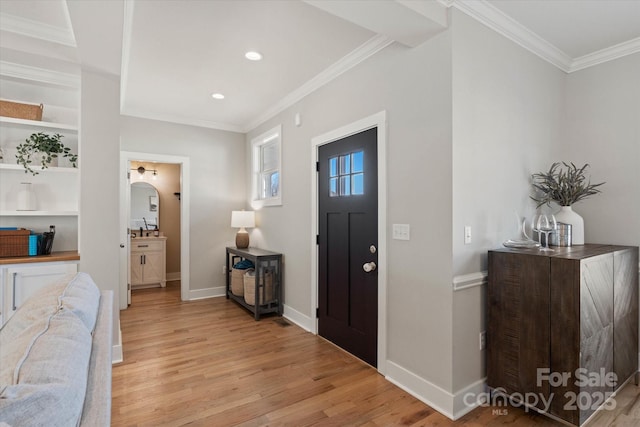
[[251, 125, 282, 207]]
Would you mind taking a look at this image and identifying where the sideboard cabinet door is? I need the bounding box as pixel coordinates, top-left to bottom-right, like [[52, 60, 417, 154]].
[[487, 251, 551, 410]]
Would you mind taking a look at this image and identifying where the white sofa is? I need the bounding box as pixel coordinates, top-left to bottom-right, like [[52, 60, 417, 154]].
[[0, 273, 113, 426]]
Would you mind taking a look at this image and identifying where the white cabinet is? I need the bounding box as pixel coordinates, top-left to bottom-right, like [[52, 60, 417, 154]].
[[0, 261, 78, 327], [130, 237, 166, 288], [0, 62, 80, 252]]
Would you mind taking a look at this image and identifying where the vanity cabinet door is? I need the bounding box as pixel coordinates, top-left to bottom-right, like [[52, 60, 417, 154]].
[[143, 251, 164, 284], [130, 253, 144, 285]]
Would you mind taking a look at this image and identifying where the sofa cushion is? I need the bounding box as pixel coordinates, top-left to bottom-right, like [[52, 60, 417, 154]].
[[0, 309, 92, 427], [0, 272, 100, 389]]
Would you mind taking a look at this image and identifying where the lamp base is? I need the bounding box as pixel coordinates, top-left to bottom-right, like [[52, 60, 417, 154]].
[[235, 231, 249, 249]]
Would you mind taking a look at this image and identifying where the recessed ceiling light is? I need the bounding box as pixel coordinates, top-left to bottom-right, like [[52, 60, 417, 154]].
[[211, 93, 225, 100], [245, 51, 262, 61]]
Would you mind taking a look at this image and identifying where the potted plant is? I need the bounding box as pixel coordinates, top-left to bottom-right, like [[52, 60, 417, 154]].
[[531, 162, 605, 244], [16, 132, 78, 175]]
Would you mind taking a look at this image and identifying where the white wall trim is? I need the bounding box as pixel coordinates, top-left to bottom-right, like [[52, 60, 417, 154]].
[[189, 286, 225, 300], [453, 271, 488, 291], [451, 0, 571, 72], [120, 110, 244, 134], [0, 12, 76, 47], [166, 272, 181, 282], [283, 304, 314, 332], [386, 362, 487, 421], [245, 35, 393, 133], [112, 327, 123, 364], [310, 110, 388, 374], [452, 378, 487, 419], [385, 361, 456, 419], [570, 37, 640, 73], [448, 0, 639, 74], [0, 61, 80, 88]]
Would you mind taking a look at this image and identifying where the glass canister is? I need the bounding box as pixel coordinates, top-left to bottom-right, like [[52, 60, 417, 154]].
[[550, 222, 572, 247]]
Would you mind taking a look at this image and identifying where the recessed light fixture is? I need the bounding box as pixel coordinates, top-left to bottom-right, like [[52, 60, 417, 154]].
[[245, 51, 262, 61], [211, 93, 225, 100]]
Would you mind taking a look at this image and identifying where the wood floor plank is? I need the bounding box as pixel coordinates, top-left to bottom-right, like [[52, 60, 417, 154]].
[[112, 282, 640, 426]]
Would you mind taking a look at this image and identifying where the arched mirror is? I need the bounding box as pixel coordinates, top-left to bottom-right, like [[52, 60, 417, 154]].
[[130, 182, 159, 232]]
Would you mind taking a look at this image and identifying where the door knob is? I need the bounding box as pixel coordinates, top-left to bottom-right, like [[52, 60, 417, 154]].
[[363, 262, 377, 273], [120, 244, 125, 248]]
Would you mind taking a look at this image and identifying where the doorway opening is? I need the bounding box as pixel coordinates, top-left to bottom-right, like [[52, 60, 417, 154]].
[[120, 151, 191, 309]]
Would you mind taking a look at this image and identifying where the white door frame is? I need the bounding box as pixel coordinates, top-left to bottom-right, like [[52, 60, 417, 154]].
[[310, 110, 387, 374], [119, 151, 191, 308]]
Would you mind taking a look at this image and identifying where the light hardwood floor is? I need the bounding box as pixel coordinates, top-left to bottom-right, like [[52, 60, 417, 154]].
[[112, 282, 640, 426]]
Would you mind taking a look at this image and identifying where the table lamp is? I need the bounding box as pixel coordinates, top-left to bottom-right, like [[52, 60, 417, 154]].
[[231, 210, 255, 249]]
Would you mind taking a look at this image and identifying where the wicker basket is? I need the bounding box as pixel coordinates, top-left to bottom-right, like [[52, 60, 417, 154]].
[[231, 268, 247, 296], [0, 100, 43, 121], [243, 269, 273, 306], [0, 229, 31, 257]]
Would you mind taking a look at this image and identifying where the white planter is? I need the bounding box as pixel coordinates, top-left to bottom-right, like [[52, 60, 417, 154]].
[[554, 206, 584, 245], [17, 182, 37, 211]]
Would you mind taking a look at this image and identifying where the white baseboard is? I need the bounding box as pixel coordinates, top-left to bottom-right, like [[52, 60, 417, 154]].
[[452, 378, 487, 419], [112, 327, 123, 364], [283, 304, 313, 332], [385, 361, 456, 418], [188, 286, 225, 300], [385, 361, 487, 420], [166, 272, 181, 282]]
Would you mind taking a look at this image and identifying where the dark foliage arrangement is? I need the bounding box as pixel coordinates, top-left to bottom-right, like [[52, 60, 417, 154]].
[[531, 162, 605, 208]]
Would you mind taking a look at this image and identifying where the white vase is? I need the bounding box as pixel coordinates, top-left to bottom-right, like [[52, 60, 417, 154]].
[[554, 206, 584, 245], [17, 182, 37, 211]]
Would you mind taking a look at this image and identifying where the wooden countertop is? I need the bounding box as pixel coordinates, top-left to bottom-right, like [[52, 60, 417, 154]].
[[0, 251, 80, 265]]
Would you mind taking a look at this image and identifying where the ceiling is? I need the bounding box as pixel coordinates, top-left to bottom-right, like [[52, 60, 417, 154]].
[[1, 0, 639, 133]]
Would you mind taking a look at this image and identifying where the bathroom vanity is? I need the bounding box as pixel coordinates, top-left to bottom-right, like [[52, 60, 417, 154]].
[[130, 236, 166, 289]]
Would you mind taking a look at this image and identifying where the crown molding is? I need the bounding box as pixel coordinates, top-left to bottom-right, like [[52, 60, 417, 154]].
[[0, 12, 76, 47], [570, 36, 640, 73], [121, 110, 244, 134], [450, 0, 572, 72], [244, 33, 394, 132], [0, 61, 80, 88]]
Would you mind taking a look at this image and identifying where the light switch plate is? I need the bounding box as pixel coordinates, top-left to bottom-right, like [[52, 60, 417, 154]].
[[392, 224, 410, 240]]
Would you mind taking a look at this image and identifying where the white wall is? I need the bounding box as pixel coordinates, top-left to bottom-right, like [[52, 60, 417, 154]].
[[246, 32, 455, 395], [561, 53, 640, 248], [120, 116, 246, 294], [450, 10, 566, 394], [79, 70, 122, 346]]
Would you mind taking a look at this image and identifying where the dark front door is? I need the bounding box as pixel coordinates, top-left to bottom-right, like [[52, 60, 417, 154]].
[[318, 127, 378, 367]]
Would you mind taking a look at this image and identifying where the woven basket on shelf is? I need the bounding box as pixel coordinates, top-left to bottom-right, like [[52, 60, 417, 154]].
[[0, 229, 30, 257], [0, 100, 43, 121], [243, 269, 273, 306], [230, 268, 247, 296]]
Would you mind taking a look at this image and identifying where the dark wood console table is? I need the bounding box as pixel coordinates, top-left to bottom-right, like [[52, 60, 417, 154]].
[[225, 247, 282, 320]]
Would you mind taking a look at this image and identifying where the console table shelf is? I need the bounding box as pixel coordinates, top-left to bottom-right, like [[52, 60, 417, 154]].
[[225, 247, 282, 320]]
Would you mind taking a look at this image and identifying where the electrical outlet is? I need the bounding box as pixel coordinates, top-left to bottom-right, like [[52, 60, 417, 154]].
[[222, 265, 227, 275], [479, 331, 486, 350]]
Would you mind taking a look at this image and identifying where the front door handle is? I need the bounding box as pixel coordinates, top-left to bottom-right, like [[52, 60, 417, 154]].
[[363, 262, 377, 273]]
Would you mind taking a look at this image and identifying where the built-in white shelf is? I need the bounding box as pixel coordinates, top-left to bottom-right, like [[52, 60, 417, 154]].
[[0, 116, 78, 132], [0, 163, 78, 173], [0, 210, 78, 217]]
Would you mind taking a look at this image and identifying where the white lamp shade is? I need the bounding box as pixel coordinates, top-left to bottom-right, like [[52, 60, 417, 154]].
[[231, 210, 255, 228]]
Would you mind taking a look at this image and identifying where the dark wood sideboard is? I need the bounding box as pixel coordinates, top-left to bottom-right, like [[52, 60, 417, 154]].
[[487, 244, 639, 426]]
